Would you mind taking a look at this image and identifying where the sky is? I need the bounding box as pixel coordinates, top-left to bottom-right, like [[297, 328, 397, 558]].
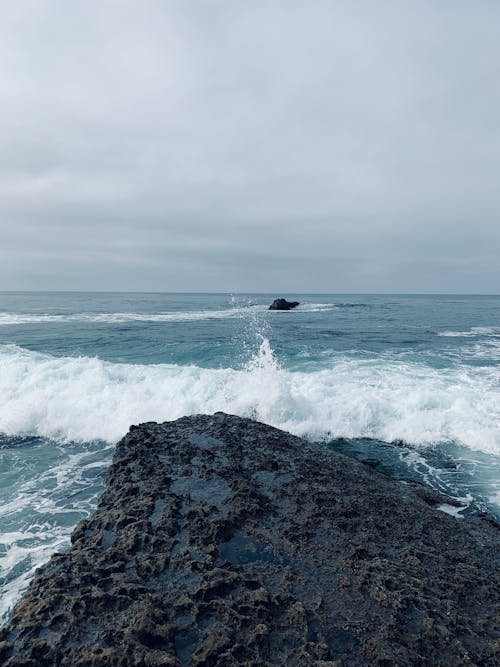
[[0, 1, 499, 293]]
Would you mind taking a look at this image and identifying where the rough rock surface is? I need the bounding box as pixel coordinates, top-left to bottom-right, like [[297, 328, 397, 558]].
[[1, 413, 499, 666], [268, 298, 300, 310]]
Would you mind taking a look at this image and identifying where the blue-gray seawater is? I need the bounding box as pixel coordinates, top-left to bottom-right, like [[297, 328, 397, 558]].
[[0, 292, 499, 620]]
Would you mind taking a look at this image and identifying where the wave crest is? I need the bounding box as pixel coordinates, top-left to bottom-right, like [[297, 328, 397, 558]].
[[0, 343, 499, 455]]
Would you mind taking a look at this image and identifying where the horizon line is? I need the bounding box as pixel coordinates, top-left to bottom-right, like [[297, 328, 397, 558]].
[[0, 290, 498, 297]]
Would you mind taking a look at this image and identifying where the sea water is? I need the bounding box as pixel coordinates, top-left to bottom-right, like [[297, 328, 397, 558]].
[[0, 292, 499, 621]]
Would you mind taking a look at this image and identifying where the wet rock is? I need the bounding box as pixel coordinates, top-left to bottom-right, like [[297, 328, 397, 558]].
[[268, 298, 300, 310], [1, 413, 499, 666]]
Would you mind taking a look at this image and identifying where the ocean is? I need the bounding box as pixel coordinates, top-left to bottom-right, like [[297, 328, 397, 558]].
[[0, 291, 499, 621]]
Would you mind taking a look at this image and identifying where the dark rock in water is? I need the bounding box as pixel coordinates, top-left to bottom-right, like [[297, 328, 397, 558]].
[[1, 413, 499, 666], [268, 298, 300, 310]]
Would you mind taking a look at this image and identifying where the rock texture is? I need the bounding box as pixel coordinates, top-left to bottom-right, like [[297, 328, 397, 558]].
[[268, 298, 300, 310], [1, 413, 499, 666]]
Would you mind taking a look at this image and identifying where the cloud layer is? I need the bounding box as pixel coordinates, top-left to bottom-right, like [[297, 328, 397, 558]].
[[1, 1, 499, 292]]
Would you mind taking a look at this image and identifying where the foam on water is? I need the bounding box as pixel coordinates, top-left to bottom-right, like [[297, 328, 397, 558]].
[[0, 303, 338, 326], [439, 326, 500, 338], [0, 306, 263, 326], [1, 341, 499, 455], [0, 528, 68, 621], [0, 438, 110, 621]]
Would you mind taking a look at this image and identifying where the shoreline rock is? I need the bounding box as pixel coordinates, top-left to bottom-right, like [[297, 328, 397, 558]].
[[1, 413, 499, 666]]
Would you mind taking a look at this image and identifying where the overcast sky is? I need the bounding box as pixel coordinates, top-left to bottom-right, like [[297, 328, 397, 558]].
[[0, 1, 499, 292]]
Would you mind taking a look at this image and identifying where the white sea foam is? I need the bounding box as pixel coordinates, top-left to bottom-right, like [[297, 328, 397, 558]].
[[0, 441, 110, 621], [0, 306, 265, 326], [437, 326, 500, 362], [439, 326, 500, 338], [436, 504, 466, 518], [0, 303, 338, 326], [287, 303, 336, 312], [0, 309, 249, 325], [0, 341, 499, 455], [0, 532, 69, 621]]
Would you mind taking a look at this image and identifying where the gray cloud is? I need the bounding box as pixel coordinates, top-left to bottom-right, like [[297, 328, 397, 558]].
[[0, 0, 499, 292]]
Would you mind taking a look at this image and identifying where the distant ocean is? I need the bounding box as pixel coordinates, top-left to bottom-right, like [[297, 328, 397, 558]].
[[1, 292, 499, 621]]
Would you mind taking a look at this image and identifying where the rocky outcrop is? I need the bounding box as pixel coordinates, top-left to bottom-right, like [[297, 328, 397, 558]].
[[268, 298, 300, 310], [0, 413, 499, 666]]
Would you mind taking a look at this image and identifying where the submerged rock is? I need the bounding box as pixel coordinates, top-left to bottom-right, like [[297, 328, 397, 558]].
[[0, 413, 499, 666], [268, 298, 300, 310]]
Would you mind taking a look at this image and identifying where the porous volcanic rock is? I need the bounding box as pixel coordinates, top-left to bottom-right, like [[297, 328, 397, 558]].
[[1, 413, 499, 666], [268, 298, 300, 310]]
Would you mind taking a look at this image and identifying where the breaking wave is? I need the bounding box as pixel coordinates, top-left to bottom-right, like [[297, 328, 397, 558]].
[[0, 341, 499, 455]]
